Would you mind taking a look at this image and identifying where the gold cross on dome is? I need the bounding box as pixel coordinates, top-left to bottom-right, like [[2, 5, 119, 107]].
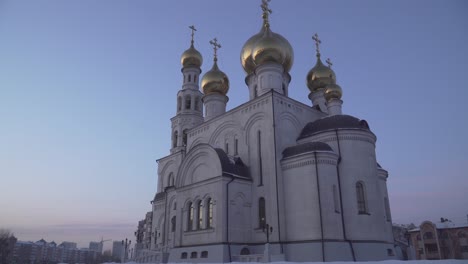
[[312, 33, 321, 55], [209, 38, 221, 61], [189, 25, 197, 45], [326, 58, 333, 68], [261, 0, 272, 28]]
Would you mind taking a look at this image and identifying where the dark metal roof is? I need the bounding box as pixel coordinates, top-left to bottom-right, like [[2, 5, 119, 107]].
[[154, 192, 165, 201], [282, 142, 333, 159], [298, 115, 370, 140], [214, 148, 250, 178]]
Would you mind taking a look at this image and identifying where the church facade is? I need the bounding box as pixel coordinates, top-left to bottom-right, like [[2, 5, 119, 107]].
[[139, 1, 395, 263]]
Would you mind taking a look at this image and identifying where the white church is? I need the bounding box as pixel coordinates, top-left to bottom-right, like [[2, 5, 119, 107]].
[[140, 1, 395, 262]]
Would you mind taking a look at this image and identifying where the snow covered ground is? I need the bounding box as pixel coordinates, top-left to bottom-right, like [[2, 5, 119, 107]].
[[102, 260, 468, 264]]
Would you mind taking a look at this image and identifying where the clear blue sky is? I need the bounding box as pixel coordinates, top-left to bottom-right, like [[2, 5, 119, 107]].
[[1, 0, 467, 248]]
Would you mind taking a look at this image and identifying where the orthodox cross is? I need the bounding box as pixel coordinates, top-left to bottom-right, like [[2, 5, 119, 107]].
[[261, 0, 272, 28], [312, 33, 321, 56], [189, 25, 197, 46], [209, 38, 221, 61], [326, 58, 333, 68]]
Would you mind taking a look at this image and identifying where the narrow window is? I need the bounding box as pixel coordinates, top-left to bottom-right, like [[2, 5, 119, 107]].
[[254, 85, 258, 98], [188, 75, 191, 82], [188, 202, 194, 231], [194, 97, 199, 111], [168, 173, 174, 187], [190, 252, 197, 258], [206, 198, 213, 228], [384, 197, 391, 222], [282, 83, 286, 95], [201, 251, 208, 258], [259, 197, 266, 228], [181, 252, 187, 259], [185, 96, 191, 110], [333, 185, 340, 213], [234, 138, 238, 155], [356, 182, 367, 214], [171, 216, 176, 232], [173, 202, 177, 210], [197, 200, 203, 229], [173, 131, 178, 148], [177, 96, 182, 111], [225, 142, 229, 154], [258, 131, 263, 186], [194, 75, 197, 83], [182, 129, 188, 146]]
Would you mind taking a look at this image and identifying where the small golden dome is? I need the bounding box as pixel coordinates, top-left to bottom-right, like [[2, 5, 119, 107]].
[[201, 62, 229, 96], [180, 44, 203, 68], [324, 82, 343, 101], [306, 57, 336, 93]]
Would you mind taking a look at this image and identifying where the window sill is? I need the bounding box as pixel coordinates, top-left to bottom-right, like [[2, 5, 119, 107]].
[[184, 227, 215, 236]]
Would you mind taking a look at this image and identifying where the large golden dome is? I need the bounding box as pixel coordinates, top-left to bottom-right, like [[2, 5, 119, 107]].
[[181, 44, 203, 68], [251, 27, 293, 72], [324, 82, 342, 101], [240, 0, 293, 75], [240, 26, 265, 74], [201, 62, 229, 96], [306, 57, 336, 93]]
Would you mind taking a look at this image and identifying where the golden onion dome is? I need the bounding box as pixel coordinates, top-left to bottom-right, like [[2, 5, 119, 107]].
[[201, 61, 229, 96], [306, 56, 336, 93], [240, 26, 266, 74], [180, 44, 203, 68], [324, 82, 343, 101], [251, 27, 293, 72]]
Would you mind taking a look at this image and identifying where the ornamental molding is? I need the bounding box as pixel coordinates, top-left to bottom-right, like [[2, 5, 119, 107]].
[[282, 158, 337, 171]]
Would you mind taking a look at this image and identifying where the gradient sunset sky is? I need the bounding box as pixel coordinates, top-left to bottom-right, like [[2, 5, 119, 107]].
[[1, 0, 467, 248]]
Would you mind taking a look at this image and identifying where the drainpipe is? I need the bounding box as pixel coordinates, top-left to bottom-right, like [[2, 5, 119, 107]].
[[226, 175, 235, 262], [314, 152, 325, 262], [335, 129, 356, 261]]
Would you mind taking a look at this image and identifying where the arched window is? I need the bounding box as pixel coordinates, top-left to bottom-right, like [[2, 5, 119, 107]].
[[182, 129, 188, 146], [384, 197, 391, 221], [234, 138, 239, 155], [168, 173, 174, 187], [257, 130, 263, 186], [197, 200, 203, 229], [356, 182, 368, 214], [173, 202, 177, 210], [201, 251, 208, 258], [259, 197, 266, 228], [423, 232, 434, 239], [190, 252, 197, 258], [240, 247, 250, 255], [194, 97, 199, 111], [173, 131, 178, 148], [177, 96, 182, 112], [181, 252, 187, 259], [206, 198, 213, 228], [171, 216, 176, 232], [187, 202, 194, 231], [333, 185, 340, 213], [185, 96, 191, 109]]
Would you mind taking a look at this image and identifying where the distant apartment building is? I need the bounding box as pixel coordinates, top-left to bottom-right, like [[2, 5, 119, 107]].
[[89, 241, 103, 254], [112, 240, 123, 260], [12, 239, 98, 264], [408, 219, 468, 260]]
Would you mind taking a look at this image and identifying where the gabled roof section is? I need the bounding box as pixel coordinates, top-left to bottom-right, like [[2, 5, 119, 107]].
[[214, 148, 250, 178]]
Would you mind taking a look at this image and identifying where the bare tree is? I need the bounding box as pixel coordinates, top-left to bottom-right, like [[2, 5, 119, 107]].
[[0, 229, 17, 264]]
